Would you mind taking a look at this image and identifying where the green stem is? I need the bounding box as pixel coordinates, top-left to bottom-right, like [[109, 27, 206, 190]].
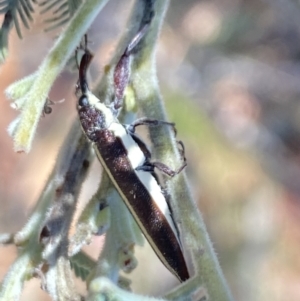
[[0, 253, 33, 301], [130, 1, 234, 301], [11, 0, 110, 152], [0, 123, 90, 301]]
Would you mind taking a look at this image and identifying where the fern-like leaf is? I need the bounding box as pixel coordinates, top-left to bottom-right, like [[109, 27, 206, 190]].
[[0, 0, 37, 39], [0, 10, 12, 62], [39, 0, 82, 31]]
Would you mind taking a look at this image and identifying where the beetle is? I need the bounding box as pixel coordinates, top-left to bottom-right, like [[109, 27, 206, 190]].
[[76, 21, 189, 282]]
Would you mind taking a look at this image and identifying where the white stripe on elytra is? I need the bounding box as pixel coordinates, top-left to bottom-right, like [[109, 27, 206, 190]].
[[85, 91, 180, 242], [94, 145, 180, 279], [109, 121, 179, 241]]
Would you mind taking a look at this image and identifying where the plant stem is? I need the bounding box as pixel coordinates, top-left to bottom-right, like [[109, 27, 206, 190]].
[[130, 1, 234, 300], [11, 0, 110, 152]]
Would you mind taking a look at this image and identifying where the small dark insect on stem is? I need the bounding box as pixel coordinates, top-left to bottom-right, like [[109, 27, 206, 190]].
[[43, 98, 64, 116]]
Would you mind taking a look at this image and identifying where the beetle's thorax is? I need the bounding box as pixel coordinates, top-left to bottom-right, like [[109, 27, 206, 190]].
[[78, 91, 115, 142]]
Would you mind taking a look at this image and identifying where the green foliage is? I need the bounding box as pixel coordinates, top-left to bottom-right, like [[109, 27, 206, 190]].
[[40, 0, 83, 31], [0, 0, 83, 62], [0, 0, 37, 38], [0, 0, 37, 61], [5, 0, 109, 153]]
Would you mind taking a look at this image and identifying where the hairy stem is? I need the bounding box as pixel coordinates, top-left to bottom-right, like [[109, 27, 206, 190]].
[[10, 0, 110, 152], [130, 1, 234, 301], [0, 122, 91, 301]]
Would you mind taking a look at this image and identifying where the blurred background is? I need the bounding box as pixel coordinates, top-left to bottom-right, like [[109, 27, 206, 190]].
[[1, 0, 300, 300]]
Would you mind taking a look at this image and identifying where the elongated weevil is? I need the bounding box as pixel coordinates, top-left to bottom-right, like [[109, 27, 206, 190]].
[[76, 21, 189, 282]]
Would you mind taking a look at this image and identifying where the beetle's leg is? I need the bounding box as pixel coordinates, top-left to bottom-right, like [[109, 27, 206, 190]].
[[134, 137, 187, 177], [129, 117, 187, 176], [113, 18, 153, 111], [129, 130, 187, 177], [127, 117, 177, 136], [148, 140, 187, 177], [129, 132, 152, 160], [177, 140, 187, 163], [136, 159, 187, 177], [151, 138, 187, 177], [128, 118, 186, 161], [126, 117, 176, 160]]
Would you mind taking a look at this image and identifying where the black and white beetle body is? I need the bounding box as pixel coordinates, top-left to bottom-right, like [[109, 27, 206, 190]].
[[77, 24, 189, 282]]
